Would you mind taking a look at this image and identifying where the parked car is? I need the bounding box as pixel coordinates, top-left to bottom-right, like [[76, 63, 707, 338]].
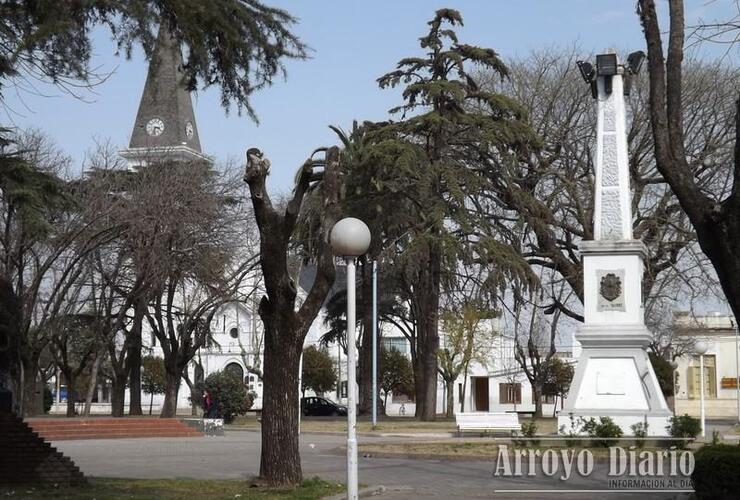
[[301, 397, 347, 417]]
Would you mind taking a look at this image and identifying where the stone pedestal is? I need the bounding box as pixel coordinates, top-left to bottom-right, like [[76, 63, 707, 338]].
[[559, 242, 672, 436]]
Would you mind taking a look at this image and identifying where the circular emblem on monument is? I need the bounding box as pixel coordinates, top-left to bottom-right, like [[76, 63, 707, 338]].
[[600, 273, 622, 302], [185, 121, 194, 139]]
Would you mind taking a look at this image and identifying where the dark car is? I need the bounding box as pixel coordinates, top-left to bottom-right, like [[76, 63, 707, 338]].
[[301, 397, 347, 417]]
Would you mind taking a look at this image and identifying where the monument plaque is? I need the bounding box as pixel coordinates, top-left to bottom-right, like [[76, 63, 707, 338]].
[[597, 269, 625, 311]]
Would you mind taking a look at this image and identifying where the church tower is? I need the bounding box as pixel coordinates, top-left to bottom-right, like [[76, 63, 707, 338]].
[[120, 25, 211, 167]]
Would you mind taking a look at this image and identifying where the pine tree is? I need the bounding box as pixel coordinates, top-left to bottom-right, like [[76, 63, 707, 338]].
[[372, 9, 538, 420]]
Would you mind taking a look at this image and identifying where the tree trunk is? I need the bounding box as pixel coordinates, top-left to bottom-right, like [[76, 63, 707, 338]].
[[110, 377, 126, 417], [533, 382, 543, 418], [445, 378, 454, 417], [128, 298, 146, 415], [20, 355, 42, 417], [412, 353, 424, 418], [259, 317, 302, 485], [83, 353, 101, 417], [149, 392, 154, 415], [358, 261, 374, 415], [65, 378, 76, 417], [160, 365, 181, 418], [415, 242, 441, 421]]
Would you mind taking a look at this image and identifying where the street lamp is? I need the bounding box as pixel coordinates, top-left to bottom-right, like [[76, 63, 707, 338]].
[[670, 360, 679, 413], [694, 340, 709, 438], [330, 217, 371, 500]]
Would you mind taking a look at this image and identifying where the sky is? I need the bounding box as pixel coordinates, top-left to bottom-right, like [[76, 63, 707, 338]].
[[2, 0, 738, 196]]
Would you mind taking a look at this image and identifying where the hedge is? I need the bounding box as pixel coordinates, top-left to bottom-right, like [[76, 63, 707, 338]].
[[692, 444, 740, 500]]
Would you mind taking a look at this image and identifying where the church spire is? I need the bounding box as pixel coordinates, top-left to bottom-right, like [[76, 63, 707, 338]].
[[120, 25, 210, 166]]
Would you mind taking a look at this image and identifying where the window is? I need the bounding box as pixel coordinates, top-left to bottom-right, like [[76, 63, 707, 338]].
[[687, 355, 717, 399], [229, 327, 239, 339], [225, 362, 244, 382], [382, 337, 408, 354], [499, 383, 521, 404]]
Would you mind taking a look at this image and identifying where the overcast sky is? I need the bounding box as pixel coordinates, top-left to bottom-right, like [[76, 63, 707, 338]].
[[2, 0, 737, 196]]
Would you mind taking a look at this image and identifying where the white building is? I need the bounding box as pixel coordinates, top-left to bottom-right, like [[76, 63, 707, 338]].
[[673, 312, 740, 419]]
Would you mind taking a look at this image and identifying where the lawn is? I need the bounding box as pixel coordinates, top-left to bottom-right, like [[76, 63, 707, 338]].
[[0, 477, 344, 500], [357, 440, 670, 459], [230, 416, 559, 435]]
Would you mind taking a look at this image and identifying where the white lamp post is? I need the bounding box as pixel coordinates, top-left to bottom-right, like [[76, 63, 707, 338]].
[[670, 360, 679, 413], [694, 340, 708, 438], [330, 217, 371, 500]]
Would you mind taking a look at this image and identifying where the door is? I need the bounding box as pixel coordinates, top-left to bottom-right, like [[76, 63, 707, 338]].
[[473, 377, 489, 412]]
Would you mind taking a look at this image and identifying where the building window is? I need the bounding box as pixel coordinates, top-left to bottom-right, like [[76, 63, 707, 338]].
[[499, 383, 521, 404], [687, 355, 717, 399], [229, 327, 239, 339], [382, 337, 408, 353]]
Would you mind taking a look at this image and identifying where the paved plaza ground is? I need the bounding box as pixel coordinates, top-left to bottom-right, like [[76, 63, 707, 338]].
[[52, 426, 705, 499]]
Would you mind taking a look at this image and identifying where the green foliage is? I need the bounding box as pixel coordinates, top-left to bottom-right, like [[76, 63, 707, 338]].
[[370, 7, 540, 299], [580, 416, 623, 447], [141, 356, 167, 395], [0, 1, 307, 117], [519, 420, 539, 446], [198, 369, 253, 423], [648, 352, 675, 397], [542, 357, 574, 401], [0, 136, 70, 239], [301, 346, 336, 397], [379, 347, 414, 402], [520, 420, 537, 437], [667, 414, 701, 448], [692, 445, 740, 500], [630, 421, 649, 448], [43, 385, 53, 413]]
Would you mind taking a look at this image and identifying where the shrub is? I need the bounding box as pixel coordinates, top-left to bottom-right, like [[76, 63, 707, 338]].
[[559, 413, 581, 447], [43, 386, 53, 413], [630, 421, 649, 448], [666, 414, 701, 449], [518, 420, 539, 446], [580, 416, 623, 447], [692, 445, 740, 500], [197, 370, 254, 423]]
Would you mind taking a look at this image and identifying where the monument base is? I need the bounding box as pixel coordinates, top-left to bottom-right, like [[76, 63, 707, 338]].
[[558, 324, 673, 437]]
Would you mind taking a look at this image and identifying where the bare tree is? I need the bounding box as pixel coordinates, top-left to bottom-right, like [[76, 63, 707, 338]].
[[243, 146, 341, 486], [638, 0, 740, 322]]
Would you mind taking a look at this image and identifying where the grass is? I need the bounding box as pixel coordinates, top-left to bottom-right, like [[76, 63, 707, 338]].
[[230, 416, 559, 435], [357, 440, 671, 459], [0, 477, 344, 500]]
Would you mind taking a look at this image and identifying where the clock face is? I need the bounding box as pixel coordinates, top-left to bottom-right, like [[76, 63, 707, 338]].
[[185, 121, 194, 139], [146, 118, 164, 136]]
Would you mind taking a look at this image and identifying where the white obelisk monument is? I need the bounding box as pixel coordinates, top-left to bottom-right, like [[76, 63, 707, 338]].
[[559, 52, 672, 436]]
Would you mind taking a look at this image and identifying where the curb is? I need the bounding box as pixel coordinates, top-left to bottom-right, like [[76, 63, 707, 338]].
[[322, 485, 386, 500]]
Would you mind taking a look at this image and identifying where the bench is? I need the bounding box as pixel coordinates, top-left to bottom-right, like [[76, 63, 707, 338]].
[[455, 412, 521, 437]]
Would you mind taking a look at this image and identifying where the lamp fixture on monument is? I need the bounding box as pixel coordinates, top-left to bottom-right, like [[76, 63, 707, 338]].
[[330, 217, 371, 500]]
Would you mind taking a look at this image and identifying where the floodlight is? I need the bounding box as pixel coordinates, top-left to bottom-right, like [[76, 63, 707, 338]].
[[627, 50, 646, 75], [596, 53, 618, 76], [576, 60, 595, 83]]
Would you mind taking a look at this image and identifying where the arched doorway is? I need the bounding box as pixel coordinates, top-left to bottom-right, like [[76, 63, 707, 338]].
[[224, 362, 244, 381]]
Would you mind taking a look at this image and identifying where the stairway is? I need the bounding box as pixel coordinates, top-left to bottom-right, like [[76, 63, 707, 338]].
[[0, 412, 85, 485], [26, 417, 203, 441]]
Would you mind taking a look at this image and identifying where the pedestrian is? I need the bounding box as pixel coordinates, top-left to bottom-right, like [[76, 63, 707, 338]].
[[203, 389, 213, 418]]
